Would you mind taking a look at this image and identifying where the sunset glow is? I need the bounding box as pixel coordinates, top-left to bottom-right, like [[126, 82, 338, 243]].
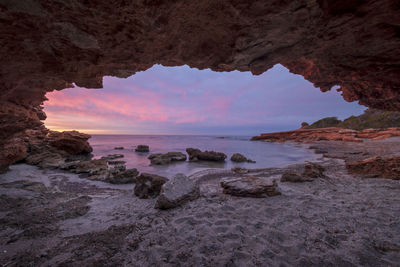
[[44, 64, 366, 135]]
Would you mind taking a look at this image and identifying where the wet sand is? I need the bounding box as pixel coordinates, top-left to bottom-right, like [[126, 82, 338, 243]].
[[0, 139, 399, 266]]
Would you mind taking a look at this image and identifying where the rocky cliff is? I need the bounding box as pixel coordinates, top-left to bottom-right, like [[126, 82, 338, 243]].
[[1, 0, 400, 168]]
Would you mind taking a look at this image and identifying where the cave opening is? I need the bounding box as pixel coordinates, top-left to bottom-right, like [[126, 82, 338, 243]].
[[43, 64, 365, 136]]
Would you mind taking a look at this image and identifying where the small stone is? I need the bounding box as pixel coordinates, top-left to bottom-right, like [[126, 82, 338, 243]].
[[135, 145, 149, 152], [230, 153, 248, 162]]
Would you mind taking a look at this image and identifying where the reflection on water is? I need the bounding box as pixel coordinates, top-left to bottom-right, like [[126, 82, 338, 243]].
[[89, 135, 318, 177]]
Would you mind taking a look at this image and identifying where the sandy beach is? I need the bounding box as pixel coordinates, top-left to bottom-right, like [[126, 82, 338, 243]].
[[0, 139, 399, 266]]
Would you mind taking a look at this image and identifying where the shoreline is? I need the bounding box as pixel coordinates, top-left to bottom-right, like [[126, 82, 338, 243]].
[[0, 139, 399, 265]]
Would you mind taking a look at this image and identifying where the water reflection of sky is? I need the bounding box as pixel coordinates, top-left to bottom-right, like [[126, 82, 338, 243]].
[[90, 135, 319, 177]]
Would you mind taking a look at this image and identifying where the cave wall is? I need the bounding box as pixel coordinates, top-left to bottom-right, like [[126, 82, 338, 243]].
[[0, 0, 400, 168]]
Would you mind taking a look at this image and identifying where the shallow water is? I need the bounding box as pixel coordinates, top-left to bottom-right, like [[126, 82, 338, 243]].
[[89, 135, 318, 177]]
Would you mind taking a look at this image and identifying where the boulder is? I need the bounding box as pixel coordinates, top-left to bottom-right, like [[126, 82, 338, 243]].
[[221, 176, 281, 197], [134, 173, 169, 199], [135, 145, 149, 152], [280, 171, 313, 183], [148, 152, 187, 165], [114, 147, 124, 150], [302, 162, 325, 178], [47, 130, 92, 154], [230, 153, 256, 163], [108, 168, 139, 184], [186, 148, 226, 162], [155, 173, 200, 209]]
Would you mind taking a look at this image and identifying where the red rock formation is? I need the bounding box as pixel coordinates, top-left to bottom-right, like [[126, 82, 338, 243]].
[[251, 127, 400, 143], [0, 0, 399, 169], [0, 127, 92, 172], [346, 156, 400, 180], [47, 131, 92, 155]]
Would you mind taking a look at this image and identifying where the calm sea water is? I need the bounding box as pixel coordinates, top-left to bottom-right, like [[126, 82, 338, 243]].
[[89, 135, 318, 177]]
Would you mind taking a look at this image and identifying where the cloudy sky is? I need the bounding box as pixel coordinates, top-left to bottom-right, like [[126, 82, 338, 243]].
[[44, 64, 365, 135]]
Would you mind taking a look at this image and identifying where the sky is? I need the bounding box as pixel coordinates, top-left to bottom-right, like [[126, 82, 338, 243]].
[[43, 64, 366, 135]]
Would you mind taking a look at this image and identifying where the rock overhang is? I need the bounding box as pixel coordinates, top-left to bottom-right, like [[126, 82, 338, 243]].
[[0, 0, 399, 156]]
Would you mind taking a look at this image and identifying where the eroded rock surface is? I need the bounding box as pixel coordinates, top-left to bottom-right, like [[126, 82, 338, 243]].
[[134, 173, 168, 199], [1, 1, 400, 170], [281, 172, 314, 183], [155, 173, 199, 209], [221, 176, 281, 197], [186, 148, 227, 162], [346, 156, 400, 180], [0, 127, 92, 171], [148, 152, 186, 165], [252, 127, 400, 143], [230, 153, 256, 163]]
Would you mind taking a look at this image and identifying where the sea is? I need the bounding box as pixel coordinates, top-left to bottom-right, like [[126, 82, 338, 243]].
[[89, 135, 318, 177]]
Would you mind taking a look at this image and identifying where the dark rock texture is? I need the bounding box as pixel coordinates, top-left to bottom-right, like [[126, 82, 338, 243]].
[[346, 156, 400, 180], [281, 172, 314, 183], [221, 177, 281, 197], [148, 152, 186, 165], [230, 153, 256, 163], [135, 145, 149, 153], [155, 173, 199, 209], [1, 127, 92, 171], [134, 173, 169, 199], [302, 162, 326, 178], [1, 0, 400, 169], [186, 148, 227, 162]]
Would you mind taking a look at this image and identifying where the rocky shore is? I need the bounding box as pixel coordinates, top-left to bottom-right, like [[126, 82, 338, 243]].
[[251, 127, 400, 143], [0, 137, 399, 266]]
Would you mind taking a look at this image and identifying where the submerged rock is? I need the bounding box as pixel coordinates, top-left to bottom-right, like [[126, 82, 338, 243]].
[[101, 154, 124, 160], [135, 145, 149, 152], [230, 153, 256, 163], [134, 173, 169, 199], [148, 152, 187, 165], [186, 148, 226, 162], [221, 176, 281, 197], [280, 171, 313, 183], [155, 173, 200, 209], [114, 146, 124, 150]]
